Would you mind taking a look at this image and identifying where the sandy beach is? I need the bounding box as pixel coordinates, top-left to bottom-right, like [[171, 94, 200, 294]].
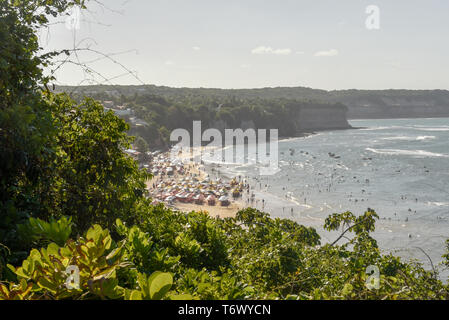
[[146, 148, 249, 218], [174, 201, 243, 219]]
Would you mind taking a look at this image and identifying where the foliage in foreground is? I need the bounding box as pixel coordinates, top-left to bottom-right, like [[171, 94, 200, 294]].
[[0, 224, 177, 300], [1, 208, 449, 300]]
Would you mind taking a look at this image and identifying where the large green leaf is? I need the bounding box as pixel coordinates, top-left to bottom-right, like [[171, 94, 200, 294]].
[[148, 272, 173, 300]]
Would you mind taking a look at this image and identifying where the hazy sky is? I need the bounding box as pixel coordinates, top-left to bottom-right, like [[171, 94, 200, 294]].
[[41, 0, 449, 90]]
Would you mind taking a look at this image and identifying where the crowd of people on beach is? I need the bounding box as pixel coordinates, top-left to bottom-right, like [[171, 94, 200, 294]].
[[147, 153, 249, 208]]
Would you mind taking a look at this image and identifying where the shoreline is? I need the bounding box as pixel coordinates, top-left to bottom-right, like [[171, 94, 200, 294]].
[[146, 130, 352, 219], [146, 150, 250, 219]]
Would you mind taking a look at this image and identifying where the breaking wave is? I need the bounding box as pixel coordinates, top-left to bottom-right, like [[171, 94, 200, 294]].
[[381, 135, 436, 141], [366, 148, 449, 158]]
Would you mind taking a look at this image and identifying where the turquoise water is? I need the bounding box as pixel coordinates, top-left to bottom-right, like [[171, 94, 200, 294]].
[[213, 118, 449, 277]]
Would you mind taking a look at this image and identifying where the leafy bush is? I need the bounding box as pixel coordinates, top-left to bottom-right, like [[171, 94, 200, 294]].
[[0, 224, 182, 300], [0, 243, 10, 279], [1, 224, 127, 300], [184, 212, 229, 269], [17, 216, 72, 247], [125, 271, 175, 300], [2, 210, 449, 300], [116, 219, 180, 274], [175, 269, 254, 300]]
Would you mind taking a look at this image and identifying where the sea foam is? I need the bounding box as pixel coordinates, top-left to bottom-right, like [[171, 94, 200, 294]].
[[366, 148, 449, 158]]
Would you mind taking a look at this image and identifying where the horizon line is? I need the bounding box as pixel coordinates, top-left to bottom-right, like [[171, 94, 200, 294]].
[[54, 83, 449, 93]]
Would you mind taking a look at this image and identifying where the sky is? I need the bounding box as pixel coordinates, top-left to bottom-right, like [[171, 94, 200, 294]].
[[40, 0, 449, 90]]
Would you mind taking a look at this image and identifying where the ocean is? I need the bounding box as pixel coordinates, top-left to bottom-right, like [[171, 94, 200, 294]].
[[204, 118, 449, 277]]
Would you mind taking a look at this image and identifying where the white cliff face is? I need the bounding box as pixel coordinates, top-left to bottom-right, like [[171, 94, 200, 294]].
[[210, 105, 350, 135], [334, 93, 449, 119], [296, 105, 350, 131]]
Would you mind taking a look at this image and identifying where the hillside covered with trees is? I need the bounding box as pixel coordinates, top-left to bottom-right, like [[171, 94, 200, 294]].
[[1, 0, 449, 301], [60, 84, 449, 120], [56, 84, 449, 150], [61, 86, 351, 150]]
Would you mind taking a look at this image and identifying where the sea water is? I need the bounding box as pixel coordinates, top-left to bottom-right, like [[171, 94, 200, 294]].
[[209, 118, 449, 278]]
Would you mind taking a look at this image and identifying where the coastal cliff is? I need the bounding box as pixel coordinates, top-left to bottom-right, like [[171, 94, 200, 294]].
[[296, 103, 350, 131], [209, 102, 351, 137], [330, 90, 449, 119]]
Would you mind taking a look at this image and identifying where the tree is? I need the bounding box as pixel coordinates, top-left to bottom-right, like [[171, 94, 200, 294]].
[[1, 0, 150, 272], [134, 136, 149, 154], [0, 0, 87, 265], [40, 94, 149, 233]]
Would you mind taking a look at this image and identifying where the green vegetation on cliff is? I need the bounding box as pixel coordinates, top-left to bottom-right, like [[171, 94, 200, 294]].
[[64, 89, 350, 149], [61, 84, 449, 121]]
